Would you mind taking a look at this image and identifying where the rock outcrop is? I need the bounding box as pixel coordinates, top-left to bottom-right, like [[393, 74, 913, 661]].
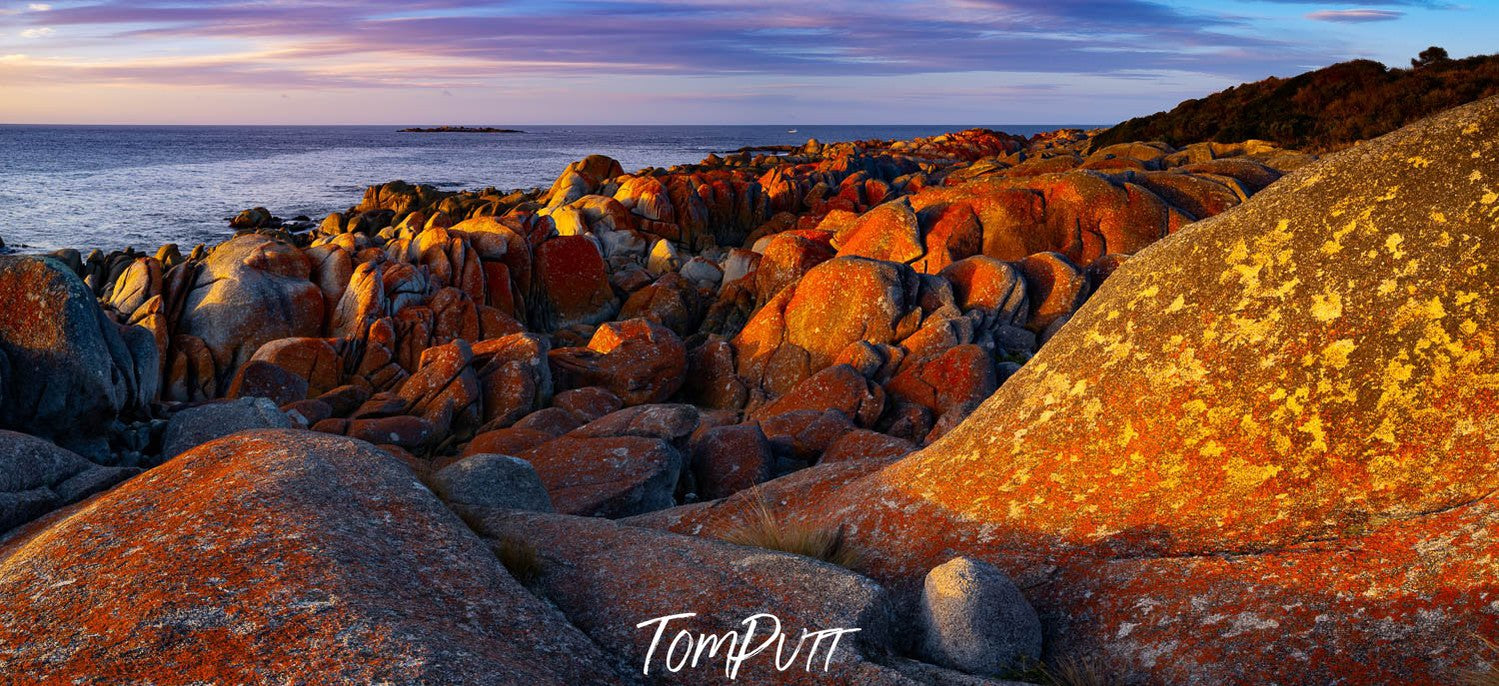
[[662, 96, 1499, 683], [0, 430, 621, 684]]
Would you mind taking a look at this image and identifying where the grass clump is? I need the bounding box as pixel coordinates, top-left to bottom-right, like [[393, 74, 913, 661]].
[[493, 536, 543, 585], [1459, 635, 1499, 686], [1005, 656, 1114, 686], [720, 493, 859, 569]]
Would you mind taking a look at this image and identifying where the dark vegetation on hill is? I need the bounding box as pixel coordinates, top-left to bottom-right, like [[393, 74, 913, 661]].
[[1094, 47, 1499, 152]]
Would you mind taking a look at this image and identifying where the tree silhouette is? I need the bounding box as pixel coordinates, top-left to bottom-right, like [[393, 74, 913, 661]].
[[1413, 46, 1451, 69]]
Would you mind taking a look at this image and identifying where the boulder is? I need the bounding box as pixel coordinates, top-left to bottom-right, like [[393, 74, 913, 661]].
[[553, 386, 625, 423], [751, 364, 885, 428], [939, 256, 1029, 329], [394, 340, 480, 440], [1015, 251, 1086, 332], [521, 435, 683, 517], [735, 257, 918, 397], [0, 256, 154, 458], [472, 334, 552, 429], [570, 404, 701, 446], [755, 232, 835, 303], [429, 453, 553, 512], [918, 557, 1042, 677], [0, 430, 136, 535], [885, 344, 997, 419], [461, 426, 555, 459], [550, 318, 687, 406], [543, 155, 624, 209], [820, 429, 915, 464], [251, 337, 346, 398], [174, 235, 324, 394], [689, 424, 774, 500], [532, 236, 618, 330], [226, 359, 309, 407], [161, 397, 293, 459], [0, 430, 620, 683], [832, 196, 924, 264]]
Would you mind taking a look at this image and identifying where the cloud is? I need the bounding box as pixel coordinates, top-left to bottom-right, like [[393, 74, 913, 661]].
[[1306, 9, 1406, 22], [20, 27, 54, 38], [9, 0, 1330, 84], [28, 3, 52, 10], [1250, 0, 1445, 5]]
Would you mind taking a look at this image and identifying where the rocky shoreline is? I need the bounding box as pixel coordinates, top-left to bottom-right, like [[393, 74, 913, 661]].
[[2, 99, 1497, 684]]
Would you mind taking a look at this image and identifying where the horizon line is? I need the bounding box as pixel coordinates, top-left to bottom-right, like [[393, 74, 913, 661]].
[[0, 122, 1110, 129]]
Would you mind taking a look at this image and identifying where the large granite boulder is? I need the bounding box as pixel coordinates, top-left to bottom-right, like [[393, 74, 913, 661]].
[[0, 255, 156, 458], [173, 235, 324, 395], [0, 430, 621, 684], [666, 96, 1499, 684]]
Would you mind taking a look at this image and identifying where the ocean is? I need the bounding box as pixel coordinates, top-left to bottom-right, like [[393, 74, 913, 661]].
[[0, 124, 1083, 253]]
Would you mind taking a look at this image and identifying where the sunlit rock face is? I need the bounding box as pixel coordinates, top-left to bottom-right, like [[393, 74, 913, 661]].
[[661, 96, 1499, 684]]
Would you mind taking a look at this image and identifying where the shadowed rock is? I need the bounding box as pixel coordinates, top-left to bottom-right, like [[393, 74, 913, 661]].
[[0, 255, 156, 459]]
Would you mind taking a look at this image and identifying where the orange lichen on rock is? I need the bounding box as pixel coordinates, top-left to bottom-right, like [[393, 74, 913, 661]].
[[656, 95, 1499, 683], [0, 430, 620, 684]]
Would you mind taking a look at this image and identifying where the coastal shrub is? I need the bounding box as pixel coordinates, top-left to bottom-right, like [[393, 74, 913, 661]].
[[1092, 49, 1499, 152], [720, 494, 860, 569]]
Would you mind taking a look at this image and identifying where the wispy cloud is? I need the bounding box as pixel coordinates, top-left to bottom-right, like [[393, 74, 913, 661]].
[[0, 0, 1333, 88], [19, 27, 54, 38], [1306, 8, 1405, 22]]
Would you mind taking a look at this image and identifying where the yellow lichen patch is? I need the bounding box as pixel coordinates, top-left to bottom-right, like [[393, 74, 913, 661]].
[[1376, 356, 1418, 409], [1407, 156, 1433, 168], [1298, 415, 1329, 452], [1431, 211, 1448, 224], [1385, 234, 1405, 259], [1484, 191, 1499, 205], [1376, 187, 1400, 202], [1323, 339, 1357, 369], [1310, 291, 1343, 322], [1225, 455, 1283, 490], [1166, 295, 1186, 313]]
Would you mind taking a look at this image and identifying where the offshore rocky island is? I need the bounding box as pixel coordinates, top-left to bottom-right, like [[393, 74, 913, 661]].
[[3, 75, 1499, 683]]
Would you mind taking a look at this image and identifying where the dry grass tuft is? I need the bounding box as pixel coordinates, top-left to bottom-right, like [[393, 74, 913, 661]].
[[1042, 656, 1114, 686], [720, 494, 859, 569], [1460, 635, 1499, 686], [493, 536, 543, 585], [1005, 655, 1114, 686]]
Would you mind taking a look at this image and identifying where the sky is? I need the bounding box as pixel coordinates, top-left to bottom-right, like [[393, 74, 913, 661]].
[[0, 0, 1489, 125]]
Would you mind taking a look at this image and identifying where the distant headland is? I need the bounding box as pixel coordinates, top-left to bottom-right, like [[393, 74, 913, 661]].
[[398, 126, 525, 133]]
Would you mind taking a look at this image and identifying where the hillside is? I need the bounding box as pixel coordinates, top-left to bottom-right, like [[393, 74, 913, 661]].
[[1093, 48, 1499, 152]]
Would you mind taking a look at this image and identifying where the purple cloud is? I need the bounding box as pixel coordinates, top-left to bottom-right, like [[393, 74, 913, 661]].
[[5, 0, 1336, 88], [1306, 8, 1406, 21]]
